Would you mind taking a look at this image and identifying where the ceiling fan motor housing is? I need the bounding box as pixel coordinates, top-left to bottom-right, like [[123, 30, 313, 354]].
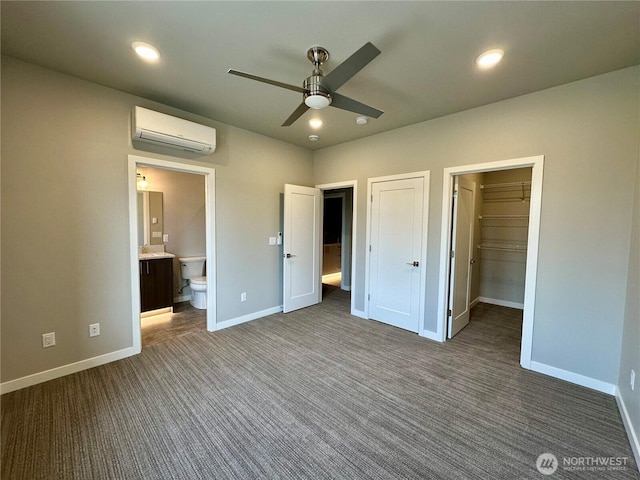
[[303, 74, 332, 108]]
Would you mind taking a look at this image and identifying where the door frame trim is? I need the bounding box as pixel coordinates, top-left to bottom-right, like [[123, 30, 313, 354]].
[[364, 171, 430, 331], [437, 155, 544, 369], [128, 154, 216, 353], [316, 180, 358, 316]]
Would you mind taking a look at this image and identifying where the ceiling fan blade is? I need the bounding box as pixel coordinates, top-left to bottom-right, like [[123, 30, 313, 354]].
[[228, 69, 306, 94], [331, 92, 383, 118], [282, 102, 310, 126], [321, 42, 381, 92]]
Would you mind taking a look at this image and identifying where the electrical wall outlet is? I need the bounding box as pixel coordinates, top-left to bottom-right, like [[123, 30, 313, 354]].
[[241, 292, 247, 302], [42, 332, 56, 348], [631, 369, 636, 391], [89, 323, 100, 337]]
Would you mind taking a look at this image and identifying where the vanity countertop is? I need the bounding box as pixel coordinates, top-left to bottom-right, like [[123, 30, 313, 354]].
[[139, 252, 176, 260]]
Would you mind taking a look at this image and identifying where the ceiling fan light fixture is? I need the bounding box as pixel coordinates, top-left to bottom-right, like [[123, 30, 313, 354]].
[[476, 49, 504, 69], [304, 94, 331, 110]]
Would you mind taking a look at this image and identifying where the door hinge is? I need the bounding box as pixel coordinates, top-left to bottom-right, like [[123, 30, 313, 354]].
[[368, 294, 370, 301], [369, 245, 372, 252], [450, 250, 455, 258], [448, 309, 452, 317], [453, 190, 458, 198], [371, 194, 373, 202]]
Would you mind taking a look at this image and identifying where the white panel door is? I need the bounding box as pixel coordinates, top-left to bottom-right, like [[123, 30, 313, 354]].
[[283, 184, 321, 313], [368, 177, 424, 332], [448, 176, 476, 338]]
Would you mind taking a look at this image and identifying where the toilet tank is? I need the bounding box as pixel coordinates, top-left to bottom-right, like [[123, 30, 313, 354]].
[[179, 256, 206, 280]]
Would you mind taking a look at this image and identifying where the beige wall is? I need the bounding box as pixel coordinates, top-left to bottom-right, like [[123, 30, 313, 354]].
[[2, 51, 638, 420], [313, 66, 639, 385], [1, 56, 313, 383]]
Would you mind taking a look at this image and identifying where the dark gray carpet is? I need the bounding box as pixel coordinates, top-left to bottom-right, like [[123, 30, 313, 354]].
[[2, 287, 638, 479]]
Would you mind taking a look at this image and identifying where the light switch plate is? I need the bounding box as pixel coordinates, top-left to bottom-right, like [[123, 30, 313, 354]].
[[269, 237, 276, 246]]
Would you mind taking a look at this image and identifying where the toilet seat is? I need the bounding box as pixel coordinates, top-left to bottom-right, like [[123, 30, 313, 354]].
[[190, 276, 207, 291]]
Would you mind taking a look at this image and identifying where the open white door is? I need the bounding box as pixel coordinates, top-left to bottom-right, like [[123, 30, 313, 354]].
[[368, 176, 426, 333], [283, 184, 322, 313], [447, 176, 476, 338]]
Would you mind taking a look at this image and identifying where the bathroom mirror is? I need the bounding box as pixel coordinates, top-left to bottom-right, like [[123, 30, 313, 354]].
[[136, 190, 164, 246]]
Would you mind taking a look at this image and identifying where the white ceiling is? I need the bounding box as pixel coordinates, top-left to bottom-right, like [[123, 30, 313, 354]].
[[2, 1, 638, 150]]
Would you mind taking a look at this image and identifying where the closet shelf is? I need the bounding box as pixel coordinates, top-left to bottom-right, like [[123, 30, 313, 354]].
[[481, 181, 531, 203], [479, 215, 529, 220], [478, 243, 527, 252]]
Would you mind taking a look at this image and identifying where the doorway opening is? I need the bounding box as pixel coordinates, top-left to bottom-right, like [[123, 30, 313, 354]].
[[446, 168, 532, 362], [322, 189, 352, 291], [136, 165, 208, 348], [438, 156, 544, 369], [128, 155, 216, 354], [317, 181, 357, 315]]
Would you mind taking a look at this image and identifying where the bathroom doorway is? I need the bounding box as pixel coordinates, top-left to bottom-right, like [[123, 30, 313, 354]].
[[128, 155, 216, 354]]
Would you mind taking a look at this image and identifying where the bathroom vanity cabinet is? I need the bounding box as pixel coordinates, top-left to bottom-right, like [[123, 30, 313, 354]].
[[139, 258, 173, 312]]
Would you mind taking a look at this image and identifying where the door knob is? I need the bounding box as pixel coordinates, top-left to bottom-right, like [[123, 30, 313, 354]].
[[406, 261, 419, 267], [470, 259, 476, 264], [284, 253, 296, 258]]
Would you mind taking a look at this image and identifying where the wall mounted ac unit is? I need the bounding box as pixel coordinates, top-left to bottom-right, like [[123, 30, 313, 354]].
[[132, 106, 216, 155]]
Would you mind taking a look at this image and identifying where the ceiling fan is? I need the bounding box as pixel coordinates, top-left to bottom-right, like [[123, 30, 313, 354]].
[[228, 42, 384, 126]]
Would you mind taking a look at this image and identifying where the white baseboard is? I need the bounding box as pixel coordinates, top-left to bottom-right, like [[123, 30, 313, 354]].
[[215, 306, 283, 331], [470, 296, 480, 308], [529, 361, 616, 395], [0, 347, 138, 395], [615, 387, 640, 471], [478, 296, 524, 310]]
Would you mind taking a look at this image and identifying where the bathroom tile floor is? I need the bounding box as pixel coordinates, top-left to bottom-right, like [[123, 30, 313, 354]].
[[141, 302, 206, 347]]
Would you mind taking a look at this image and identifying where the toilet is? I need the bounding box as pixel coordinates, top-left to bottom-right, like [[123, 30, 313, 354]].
[[179, 256, 207, 309]]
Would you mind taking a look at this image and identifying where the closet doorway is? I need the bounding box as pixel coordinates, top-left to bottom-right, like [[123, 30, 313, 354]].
[[437, 156, 544, 369]]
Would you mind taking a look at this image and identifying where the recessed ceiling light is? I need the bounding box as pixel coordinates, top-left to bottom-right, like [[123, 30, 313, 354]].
[[309, 119, 323, 129], [356, 116, 369, 125], [132, 42, 161, 62], [308, 135, 319, 142], [476, 49, 504, 69]]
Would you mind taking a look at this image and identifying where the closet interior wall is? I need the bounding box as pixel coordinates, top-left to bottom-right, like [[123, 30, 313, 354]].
[[475, 167, 533, 309]]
